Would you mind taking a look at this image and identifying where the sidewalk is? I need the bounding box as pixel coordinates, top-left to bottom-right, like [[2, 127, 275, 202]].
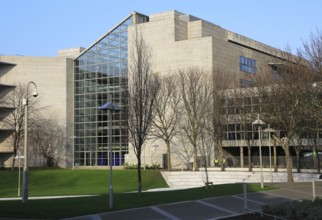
[[0, 195, 97, 201], [62, 182, 322, 220]]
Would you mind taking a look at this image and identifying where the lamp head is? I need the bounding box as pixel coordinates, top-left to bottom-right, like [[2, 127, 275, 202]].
[[32, 91, 38, 98]]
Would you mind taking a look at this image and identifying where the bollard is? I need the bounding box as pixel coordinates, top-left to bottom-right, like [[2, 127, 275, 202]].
[[312, 180, 316, 200], [243, 183, 248, 212]]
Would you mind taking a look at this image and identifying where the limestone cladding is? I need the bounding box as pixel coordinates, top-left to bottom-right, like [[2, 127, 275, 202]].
[[0, 55, 74, 167], [0, 56, 72, 126], [58, 47, 85, 59], [126, 10, 285, 169]]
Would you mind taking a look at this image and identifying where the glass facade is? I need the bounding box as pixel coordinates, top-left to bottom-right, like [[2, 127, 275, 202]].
[[73, 17, 132, 166]]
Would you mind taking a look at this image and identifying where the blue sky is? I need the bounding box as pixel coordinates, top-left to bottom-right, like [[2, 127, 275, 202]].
[[1, 0, 321, 57]]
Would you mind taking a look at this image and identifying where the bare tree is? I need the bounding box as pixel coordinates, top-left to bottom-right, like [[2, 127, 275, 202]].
[[2, 83, 38, 169], [231, 89, 257, 172], [178, 67, 212, 171], [150, 74, 181, 171], [299, 101, 322, 173], [255, 51, 315, 182], [29, 118, 66, 167], [172, 132, 194, 170], [300, 29, 322, 174], [199, 125, 214, 189], [128, 28, 160, 195], [300, 28, 322, 78], [209, 68, 234, 171]]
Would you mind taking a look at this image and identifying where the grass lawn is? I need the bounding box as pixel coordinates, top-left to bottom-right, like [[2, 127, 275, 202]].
[[0, 168, 167, 197], [0, 169, 274, 219]]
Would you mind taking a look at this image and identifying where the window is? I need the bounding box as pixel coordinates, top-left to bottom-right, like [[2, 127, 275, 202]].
[[240, 56, 256, 74], [239, 79, 254, 88]]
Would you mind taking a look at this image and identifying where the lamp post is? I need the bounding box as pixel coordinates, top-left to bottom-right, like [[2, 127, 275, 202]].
[[22, 81, 38, 203], [252, 114, 265, 189], [264, 125, 277, 183], [14, 153, 24, 197], [98, 101, 123, 209]]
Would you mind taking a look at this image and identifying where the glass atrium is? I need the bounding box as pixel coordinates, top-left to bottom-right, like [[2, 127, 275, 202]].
[[73, 15, 136, 167]]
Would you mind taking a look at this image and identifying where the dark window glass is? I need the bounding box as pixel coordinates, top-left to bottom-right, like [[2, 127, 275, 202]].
[[240, 56, 256, 74]]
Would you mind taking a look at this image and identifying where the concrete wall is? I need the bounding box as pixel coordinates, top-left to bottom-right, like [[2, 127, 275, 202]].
[[125, 10, 285, 169], [0, 55, 75, 167], [0, 56, 71, 126]]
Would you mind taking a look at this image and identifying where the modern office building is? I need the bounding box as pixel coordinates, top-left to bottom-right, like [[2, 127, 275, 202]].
[[73, 10, 288, 169], [1, 10, 302, 169]]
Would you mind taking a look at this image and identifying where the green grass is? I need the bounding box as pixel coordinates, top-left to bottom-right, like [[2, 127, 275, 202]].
[[0, 168, 166, 197], [0, 169, 274, 219]]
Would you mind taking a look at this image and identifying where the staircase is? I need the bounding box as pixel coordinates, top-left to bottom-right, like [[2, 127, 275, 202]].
[[161, 170, 321, 189]]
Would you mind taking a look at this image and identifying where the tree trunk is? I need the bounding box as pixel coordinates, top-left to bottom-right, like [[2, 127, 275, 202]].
[[11, 149, 17, 170], [296, 149, 301, 173], [166, 140, 172, 171], [273, 140, 278, 172], [137, 155, 142, 196], [314, 145, 321, 174], [218, 140, 225, 171], [193, 145, 198, 171], [317, 154, 321, 174], [285, 142, 294, 182], [247, 140, 252, 172], [204, 165, 209, 190]]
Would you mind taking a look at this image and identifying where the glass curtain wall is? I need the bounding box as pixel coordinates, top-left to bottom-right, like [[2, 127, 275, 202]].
[[74, 17, 132, 167]]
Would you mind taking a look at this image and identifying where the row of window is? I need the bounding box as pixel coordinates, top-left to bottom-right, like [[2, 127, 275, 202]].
[[75, 63, 128, 75], [240, 56, 256, 74], [221, 105, 261, 114], [74, 140, 128, 149], [77, 50, 128, 65], [74, 151, 127, 166]]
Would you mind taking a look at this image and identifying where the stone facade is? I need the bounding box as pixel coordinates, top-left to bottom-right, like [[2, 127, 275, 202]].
[[125, 11, 285, 169], [0, 51, 81, 167]]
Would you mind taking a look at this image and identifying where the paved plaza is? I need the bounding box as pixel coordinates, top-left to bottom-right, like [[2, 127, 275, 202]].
[[62, 181, 322, 220]]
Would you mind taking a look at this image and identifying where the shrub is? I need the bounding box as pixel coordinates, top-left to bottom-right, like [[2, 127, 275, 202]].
[[263, 198, 322, 220], [123, 163, 160, 169], [123, 163, 138, 169]]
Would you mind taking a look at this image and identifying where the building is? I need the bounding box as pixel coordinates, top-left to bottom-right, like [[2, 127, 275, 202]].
[[0, 48, 83, 167], [2, 10, 310, 170], [0, 61, 16, 167], [73, 10, 289, 169]]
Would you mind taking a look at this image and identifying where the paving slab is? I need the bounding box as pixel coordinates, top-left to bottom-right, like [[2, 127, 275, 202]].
[[58, 182, 322, 220], [99, 207, 168, 220], [243, 191, 293, 206], [158, 200, 230, 220], [264, 188, 313, 201], [204, 195, 262, 213]]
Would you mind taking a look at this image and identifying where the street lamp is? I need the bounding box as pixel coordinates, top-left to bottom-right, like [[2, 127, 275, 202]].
[[98, 101, 123, 209], [22, 81, 38, 203], [264, 125, 277, 183], [14, 153, 24, 197], [252, 114, 265, 189]]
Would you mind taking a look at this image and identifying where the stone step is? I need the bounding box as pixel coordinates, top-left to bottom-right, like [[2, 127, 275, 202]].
[[161, 171, 321, 188]]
